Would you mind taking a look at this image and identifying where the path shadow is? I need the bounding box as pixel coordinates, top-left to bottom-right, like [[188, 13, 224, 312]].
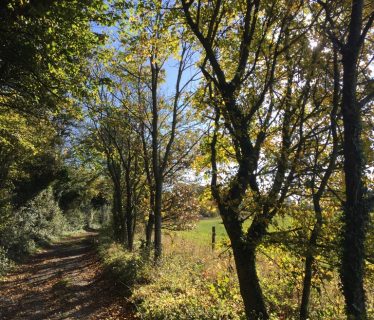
[[0, 234, 133, 320]]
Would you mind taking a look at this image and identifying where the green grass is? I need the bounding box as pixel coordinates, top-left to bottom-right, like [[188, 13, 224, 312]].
[[175, 215, 294, 246], [176, 217, 227, 245]]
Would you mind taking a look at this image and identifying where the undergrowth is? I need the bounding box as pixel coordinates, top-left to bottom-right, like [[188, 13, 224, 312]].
[[97, 231, 245, 320], [0, 187, 87, 276], [97, 226, 372, 320]]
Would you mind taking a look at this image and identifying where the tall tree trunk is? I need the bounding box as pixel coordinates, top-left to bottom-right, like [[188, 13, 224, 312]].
[[125, 192, 134, 251], [223, 206, 269, 319], [150, 56, 163, 261], [127, 213, 134, 251], [107, 157, 127, 244], [154, 179, 163, 260], [220, 203, 268, 319], [113, 182, 127, 244], [232, 241, 268, 319], [300, 47, 340, 320], [125, 167, 134, 251], [210, 102, 269, 319], [299, 198, 322, 320], [145, 190, 155, 248], [145, 214, 154, 248], [340, 1, 368, 318], [111, 190, 121, 241]]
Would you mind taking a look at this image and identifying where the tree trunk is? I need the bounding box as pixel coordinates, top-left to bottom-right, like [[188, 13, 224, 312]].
[[220, 203, 268, 319], [113, 182, 127, 244], [300, 47, 340, 320], [150, 57, 163, 261], [299, 244, 314, 320], [210, 101, 269, 319], [300, 198, 322, 320], [111, 192, 120, 241], [233, 241, 268, 320], [145, 190, 155, 248], [127, 214, 134, 251], [125, 195, 134, 251], [154, 180, 163, 260], [340, 58, 367, 320], [340, 1, 368, 318], [125, 168, 134, 251], [145, 213, 154, 247]]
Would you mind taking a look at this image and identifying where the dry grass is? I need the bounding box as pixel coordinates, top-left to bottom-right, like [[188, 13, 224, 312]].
[[100, 222, 373, 319]]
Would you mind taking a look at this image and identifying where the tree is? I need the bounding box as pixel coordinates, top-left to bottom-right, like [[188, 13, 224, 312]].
[[0, 0, 110, 234], [0, 0, 108, 116], [119, 0, 200, 259], [161, 183, 201, 230], [299, 45, 340, 320], [181, 0, 318, 317], [85, 71, 147, 249], [316, 1, 373, 318]]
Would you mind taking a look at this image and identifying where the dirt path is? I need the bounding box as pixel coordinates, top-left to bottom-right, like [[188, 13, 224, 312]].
[[0, 233, 135, 320]]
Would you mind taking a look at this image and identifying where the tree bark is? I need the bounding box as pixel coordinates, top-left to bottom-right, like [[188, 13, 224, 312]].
[[125, 163, 135, 251], [113, 180, 127, 244], [126, 214, 134, 251], [299, 198, 322, 320], [233, 241, 268, 319], [154, 180, 163, 260], [145, 190, 155, 248], [219, 201, 268, 319], [150, 55, 163, 261], [210, 105, 268, 319], [340, 1, 368, 318], [107, 158, 127, 244]]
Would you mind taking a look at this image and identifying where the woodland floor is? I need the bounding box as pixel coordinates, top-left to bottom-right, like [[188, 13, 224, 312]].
[[0, 232, 135, 320]]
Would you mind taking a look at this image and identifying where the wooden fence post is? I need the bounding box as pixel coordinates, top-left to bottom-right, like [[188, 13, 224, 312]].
[[212, 226, 216, 250]]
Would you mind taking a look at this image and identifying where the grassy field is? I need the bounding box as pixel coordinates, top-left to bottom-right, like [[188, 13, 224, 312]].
[[175, 217, 227, 245], [174, 215, 294, 246]]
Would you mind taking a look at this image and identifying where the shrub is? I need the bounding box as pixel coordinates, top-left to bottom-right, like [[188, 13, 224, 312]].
[[98, 234, 245, 320], [65, 209, 86, 231], [99, 237, 151, 282], [0, 187, 68, 260], [0, 246, 13, 277], [131, 253, 245, 320]]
